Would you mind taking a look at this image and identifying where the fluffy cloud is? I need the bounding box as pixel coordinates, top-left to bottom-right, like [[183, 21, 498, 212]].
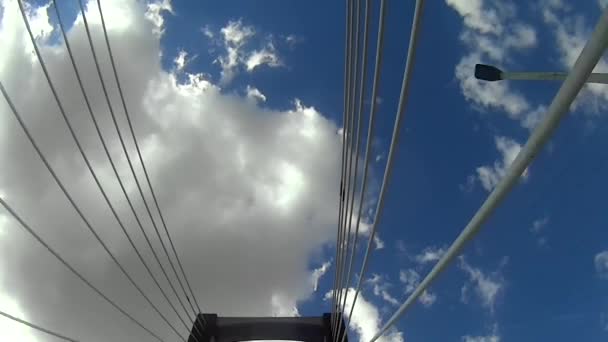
[[0, 0, 345, 341], [595, 251, 608, 279], [476, 136, 527, 192], [325, 289, 403, 342], [459, 257, 504, 312], [446, 0, 546, 130]]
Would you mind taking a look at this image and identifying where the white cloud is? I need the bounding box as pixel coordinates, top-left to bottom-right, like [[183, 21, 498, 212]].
[[476, 136, 527, 192], [373, 235, 385, 250], [446, 0, 502, 34], [543, 2, 608, 112], [173, 49, 196, 72], [209, 20, 287, 84], [446, 0, 547, 129], [418, 290, 437, 308], [399, 269, 437, 308], [531, 216, 548, 233], [595, 251, 608, 279], [246, 44, 282, 72], [415, 246, 446, 265], [310, 260, 331, 292], [462, 324, 500, 342], [221, 19, 255, 46], [246, 85, 267, 103], [0, 294, 38, 342], [0, 1, 346, 340], [530, 216, 549, 246], [325, 289, 403, 342], [145, 0, 173, 36], [459, 257, 504, 312], [201, 25, 214, 39], [216, 19, 255, 83], [399, 269, 421, 294], [367, 274, 399, 306]]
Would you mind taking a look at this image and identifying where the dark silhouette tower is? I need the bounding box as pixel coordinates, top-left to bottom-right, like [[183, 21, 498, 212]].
[[188, 313, 348, 342]]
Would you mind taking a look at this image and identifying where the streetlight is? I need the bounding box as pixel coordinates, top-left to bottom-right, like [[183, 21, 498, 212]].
[[474, 63, 608, 84]]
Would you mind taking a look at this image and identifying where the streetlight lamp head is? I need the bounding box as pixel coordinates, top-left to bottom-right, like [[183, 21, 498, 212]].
[[474, 64, 503, 81]]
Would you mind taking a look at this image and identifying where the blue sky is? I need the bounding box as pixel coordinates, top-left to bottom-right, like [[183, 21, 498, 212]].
[[1, 0, 608, 341], [149, 1, 608, 340]]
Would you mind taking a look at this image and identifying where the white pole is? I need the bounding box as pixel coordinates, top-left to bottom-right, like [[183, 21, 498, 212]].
[[502, 71, 608, 84], [369, 7, 608, 342]]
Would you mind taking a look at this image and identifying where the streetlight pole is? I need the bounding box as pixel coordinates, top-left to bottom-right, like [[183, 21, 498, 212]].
[[475, 63, 608, 84]]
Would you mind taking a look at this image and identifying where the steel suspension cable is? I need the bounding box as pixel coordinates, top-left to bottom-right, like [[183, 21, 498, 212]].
[[0, 144, 164, 342], [333, 0, 360, 339], [336, 0, 371, 341], [13, 2, 186, 339], [369, 6, 608, 342], [94, 0, 202, 319], [347, 0, 424, 336], [74, 0, 197, 328], [335, 0, 364, 340], [331, 0, 354, 335], [51, 1, 200, 338], [0, 309, 79, 342]]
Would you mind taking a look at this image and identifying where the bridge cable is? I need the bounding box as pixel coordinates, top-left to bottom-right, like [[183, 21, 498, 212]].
[[12, 2, 188, 339], [369, 5, 608, 342], [72, 0, 199, 330], [0, 193, 165, 341], [94, 0, 204, 320], [0, 309, 79, 342], [336, 0, 372, 341], [344, 0, 424, 338], [330, 0, 355, 336], [335, 0, 364, 340]]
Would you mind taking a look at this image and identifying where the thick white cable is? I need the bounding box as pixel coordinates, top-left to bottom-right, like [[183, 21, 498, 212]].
[[370, 7, 608, 342], [346, 0, 425, 335]]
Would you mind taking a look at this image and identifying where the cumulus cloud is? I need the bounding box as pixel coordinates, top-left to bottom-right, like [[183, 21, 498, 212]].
[[0, 0, 347, 340], [446, 0, 546, 130], [325, 289, 403, 342], [476, 136, 527, 192], [459, 257, 504, 313], [595, 251, 608, 279]]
